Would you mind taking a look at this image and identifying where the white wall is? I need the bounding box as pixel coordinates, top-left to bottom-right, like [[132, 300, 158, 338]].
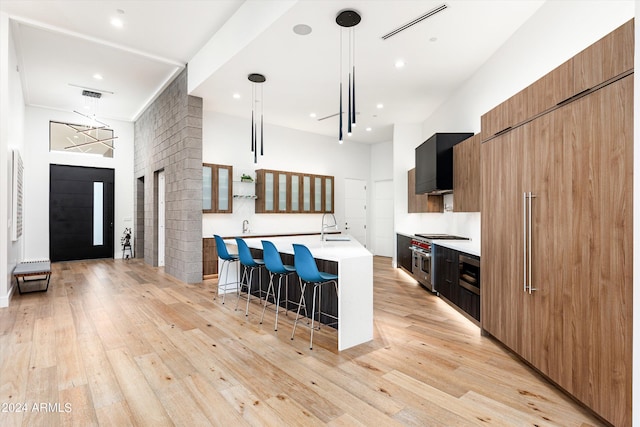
[[202, 112, 372, 239], [22, 106, 135, 261], [0, 12, 26, 307]]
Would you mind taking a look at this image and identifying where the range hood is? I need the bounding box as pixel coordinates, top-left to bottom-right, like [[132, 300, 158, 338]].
[[415, 133, 473, 194]]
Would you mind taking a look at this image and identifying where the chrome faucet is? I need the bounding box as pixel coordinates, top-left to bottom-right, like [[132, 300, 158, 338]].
[[321, 213, 338, 240], [242, 219, 250, 234]]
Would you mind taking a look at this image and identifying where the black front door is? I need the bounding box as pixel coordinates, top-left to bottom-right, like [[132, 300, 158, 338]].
[[50, 165, 114, 262]]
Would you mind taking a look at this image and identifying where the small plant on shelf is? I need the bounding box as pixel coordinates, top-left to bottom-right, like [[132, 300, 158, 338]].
[[241, 174, 254, 183]]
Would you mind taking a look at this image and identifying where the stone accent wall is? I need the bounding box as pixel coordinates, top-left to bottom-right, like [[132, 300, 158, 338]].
[[134, 68, 203, 283]]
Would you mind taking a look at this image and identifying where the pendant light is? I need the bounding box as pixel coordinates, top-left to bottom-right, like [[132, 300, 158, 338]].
[[248, 73, 266, 163], [336, 9, 360, 144]]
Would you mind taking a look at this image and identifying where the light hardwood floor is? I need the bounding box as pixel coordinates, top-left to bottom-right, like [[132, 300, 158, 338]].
[[0, 257, 604, 426]]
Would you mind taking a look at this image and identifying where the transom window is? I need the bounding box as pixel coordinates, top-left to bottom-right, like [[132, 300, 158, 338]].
[[50, 121, 114, 158]]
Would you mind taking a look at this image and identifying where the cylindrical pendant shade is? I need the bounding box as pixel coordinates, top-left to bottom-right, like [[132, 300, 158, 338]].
[[347, 72, 352, 134], [260, 114, 264, 155], [352, 66, 356, 125], [339, 82, 343, 142]]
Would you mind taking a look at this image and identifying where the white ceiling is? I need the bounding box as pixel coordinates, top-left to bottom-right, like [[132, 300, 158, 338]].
[[1, 0, 546, 144]]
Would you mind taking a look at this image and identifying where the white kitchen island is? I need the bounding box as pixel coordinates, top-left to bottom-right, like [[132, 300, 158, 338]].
[[220, 234, 373, 351]]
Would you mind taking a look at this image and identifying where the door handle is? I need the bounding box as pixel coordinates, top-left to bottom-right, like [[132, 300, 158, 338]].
[[528, 192, 536, 294], [523, 192, 537, 294], [523, 192, 527, 293]]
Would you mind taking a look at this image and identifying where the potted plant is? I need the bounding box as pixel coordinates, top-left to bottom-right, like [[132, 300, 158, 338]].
[[241, 174, 253, 183]]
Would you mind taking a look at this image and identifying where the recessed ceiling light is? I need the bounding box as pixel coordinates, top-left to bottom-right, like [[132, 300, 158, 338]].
[[429, 37, 438, 42], [376, 103, 384, 109], [309, 112, 317, 118], [366, 127, 372, 132], [293, 24, 312, 36], [93, 74, 103, 80], [395, 60, 405, 69], [233, 93, 241, 99], [111, 17, 123, 28]]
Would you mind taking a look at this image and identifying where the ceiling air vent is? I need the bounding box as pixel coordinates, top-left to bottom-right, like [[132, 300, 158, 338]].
[[82, 89, 102, 98], [381, 3, 448, 40]]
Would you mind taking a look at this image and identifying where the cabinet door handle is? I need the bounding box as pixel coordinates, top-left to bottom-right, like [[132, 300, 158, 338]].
[[523, 192, 527, 293], [528, 192, 536, 294]]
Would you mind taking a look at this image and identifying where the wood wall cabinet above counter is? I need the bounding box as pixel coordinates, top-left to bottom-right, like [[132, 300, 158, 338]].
[[407, 168, 443, 213], [453, 134, 481, 212], [481, 19, 633, 141], [255, 169, 334, 214], [203, 163, 233, 213]]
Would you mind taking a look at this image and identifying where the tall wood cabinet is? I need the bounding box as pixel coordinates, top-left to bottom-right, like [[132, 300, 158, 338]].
[[481, 20, 632, 426]]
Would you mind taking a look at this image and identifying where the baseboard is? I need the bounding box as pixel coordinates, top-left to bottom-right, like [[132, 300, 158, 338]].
[[0, 283, 14, 308]]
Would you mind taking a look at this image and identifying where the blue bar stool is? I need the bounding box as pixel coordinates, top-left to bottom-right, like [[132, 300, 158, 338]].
[[235, 238, 265, 316], [213, 235, 240, 304], [260, 240, 297, 331], [290, 243, 339, 350]]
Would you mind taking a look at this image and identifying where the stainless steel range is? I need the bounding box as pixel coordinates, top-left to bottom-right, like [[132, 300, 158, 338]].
[[410, 234, 469, 292]]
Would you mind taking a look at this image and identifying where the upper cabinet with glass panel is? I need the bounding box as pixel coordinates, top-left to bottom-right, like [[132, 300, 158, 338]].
[[50, 121, 114, 158], [203, 163, 233, 213], [255, 168, 334, 214]]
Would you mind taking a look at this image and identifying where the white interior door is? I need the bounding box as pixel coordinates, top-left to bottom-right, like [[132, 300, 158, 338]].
[[344, 178, 367, 247], [373, 180, 394, 256], [158, 171, 165, 267]]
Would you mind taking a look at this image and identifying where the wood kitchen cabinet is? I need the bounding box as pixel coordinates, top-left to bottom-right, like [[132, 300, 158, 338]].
[[453, 134, 481, 212], [573, 19, 633, 94], [203, 237, 217, 275], [256, 169, 292, 213], [481, 20, 633, 142], [203, 163, 233, 213], [407, 168, 443, 213], [481, 72, 632, 426], [255, 169, 334, 214], [433, 245, 458, 303], [480, 60, 573, 139], [396, 234, 412, 273]]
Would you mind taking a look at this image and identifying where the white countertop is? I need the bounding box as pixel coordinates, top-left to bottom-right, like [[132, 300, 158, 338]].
[[432, 239, 481, 257], [234, 234, 371, 262]]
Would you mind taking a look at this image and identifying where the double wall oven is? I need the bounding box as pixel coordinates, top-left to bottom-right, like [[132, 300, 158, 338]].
[[410, 234, 469, 293]]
